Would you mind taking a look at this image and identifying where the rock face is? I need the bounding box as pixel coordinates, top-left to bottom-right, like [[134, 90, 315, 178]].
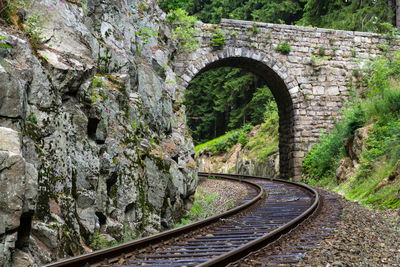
[[198, 145, 279, 178], [336, 125, 371, 181], [0, 1, 197, 265], [0, 127, 38, 266], [236, 152, 279, 178]]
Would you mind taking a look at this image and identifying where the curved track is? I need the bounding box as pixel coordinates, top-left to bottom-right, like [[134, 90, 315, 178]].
[[44, 173, 319, 267]]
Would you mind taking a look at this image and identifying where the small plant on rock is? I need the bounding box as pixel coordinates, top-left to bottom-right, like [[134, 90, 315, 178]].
[[0, 35, 11, 48], [91, 77, 104, 88], [167, 8, 199, 53], [249, 23, 260, 35], [26, 113, 38, 124], [275, 42, 291, 55], [210, 29, 225, 49], [25, 13, 46, 47]]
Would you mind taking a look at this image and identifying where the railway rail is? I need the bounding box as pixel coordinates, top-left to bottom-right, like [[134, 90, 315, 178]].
[[44, 172, 320, 267]]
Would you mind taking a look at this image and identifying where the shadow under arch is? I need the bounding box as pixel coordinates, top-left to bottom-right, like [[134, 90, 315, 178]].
[[186, 56, 295, 179]]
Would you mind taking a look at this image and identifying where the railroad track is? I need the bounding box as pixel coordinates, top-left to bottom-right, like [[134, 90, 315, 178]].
[[44, 173, 320, 267]]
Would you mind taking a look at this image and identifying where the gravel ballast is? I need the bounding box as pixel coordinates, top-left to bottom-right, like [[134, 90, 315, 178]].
[[298, 195, 400, 266], [197, 178, 250, 214]]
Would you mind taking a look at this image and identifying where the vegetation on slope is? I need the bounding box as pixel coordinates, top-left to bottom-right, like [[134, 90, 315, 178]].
[[302, 51, 400, 210], [195, 102, 278, 163]]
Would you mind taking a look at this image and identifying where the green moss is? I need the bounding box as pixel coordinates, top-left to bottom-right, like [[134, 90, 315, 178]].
[[0, 35, 12, 48], [89, 232, 118, 250]]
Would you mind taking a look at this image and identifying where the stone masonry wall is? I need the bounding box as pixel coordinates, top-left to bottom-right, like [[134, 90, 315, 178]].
[[174, 18, 399, 180]]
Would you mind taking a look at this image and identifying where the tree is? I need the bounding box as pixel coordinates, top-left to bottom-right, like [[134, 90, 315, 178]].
[[170, 0, 305, 24], [396, 0, 400, 30], [300, 0, 396, 32]]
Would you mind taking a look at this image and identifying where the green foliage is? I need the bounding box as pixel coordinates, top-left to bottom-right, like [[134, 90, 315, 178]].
[[91, 77, 104, 88], [243, 102, 279, 162], [174, 185, 237, 227], [159, 0, 193, 13], [189, 187, 218, 219], [302, 51, 400, 210], [89, 232, 118, 250], [25, 14, 46, 46], [210, 29, 225, 49], [249, 23, 260, 35], [135, 27, 158, 45], [275, 42, 291, 54], [167, 8, 199, 52], [182, 0, 304, 24], [299, 0, 396, 32], [0, 35, 11, 48], [26, 113, 38, 124]]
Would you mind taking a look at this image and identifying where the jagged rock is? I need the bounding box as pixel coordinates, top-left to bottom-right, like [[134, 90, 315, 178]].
[[337, 125, 372, 181], [0, 127, 38, 267], [0, 1, 197, 265], [347, 125, 372, 161], [236, 152, 280, 178], [12, 249, 34, 267], [0, 127, 21, 154], [0, 72, 25, 118], [31, 222, 59, 250], [336, 157, 355, 181]]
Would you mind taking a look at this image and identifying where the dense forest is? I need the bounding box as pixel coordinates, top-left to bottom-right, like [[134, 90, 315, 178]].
[[172, 0, 400, 144]]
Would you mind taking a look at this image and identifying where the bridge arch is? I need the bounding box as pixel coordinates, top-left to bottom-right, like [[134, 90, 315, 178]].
[[176, 47, 300, 179], [173, 19, 397, 180]]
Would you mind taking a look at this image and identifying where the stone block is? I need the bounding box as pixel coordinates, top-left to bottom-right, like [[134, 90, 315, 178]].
[[0, 127, 21, 155], [326, 86, 339, 95]]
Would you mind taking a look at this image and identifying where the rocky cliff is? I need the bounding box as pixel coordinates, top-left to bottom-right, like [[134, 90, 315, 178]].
[[0, 1, 197, 266]]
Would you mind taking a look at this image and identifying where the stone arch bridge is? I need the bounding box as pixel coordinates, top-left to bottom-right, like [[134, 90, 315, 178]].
[[174, 19, 398, 180]]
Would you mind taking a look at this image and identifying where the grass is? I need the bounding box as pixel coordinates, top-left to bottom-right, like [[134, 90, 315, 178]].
[[173, 186, 218, 227], [242, 109, 279, 162], [195, 125, 252, 155], [195, 105, 279, 161]]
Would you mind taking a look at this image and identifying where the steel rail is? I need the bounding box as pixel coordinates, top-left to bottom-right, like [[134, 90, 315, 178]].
[[43, 174, 264, 267], [197, 172, 320, 266]]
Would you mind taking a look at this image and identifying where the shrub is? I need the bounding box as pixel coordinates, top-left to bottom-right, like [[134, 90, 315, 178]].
[[25, 13, 46, 47], [210, 29, 225, 49], [275, 42, 291, 55], [167, 8, 199, 52]]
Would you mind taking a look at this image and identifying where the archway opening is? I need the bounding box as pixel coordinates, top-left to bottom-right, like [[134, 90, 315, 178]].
[[184, 57, 294, 179]]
